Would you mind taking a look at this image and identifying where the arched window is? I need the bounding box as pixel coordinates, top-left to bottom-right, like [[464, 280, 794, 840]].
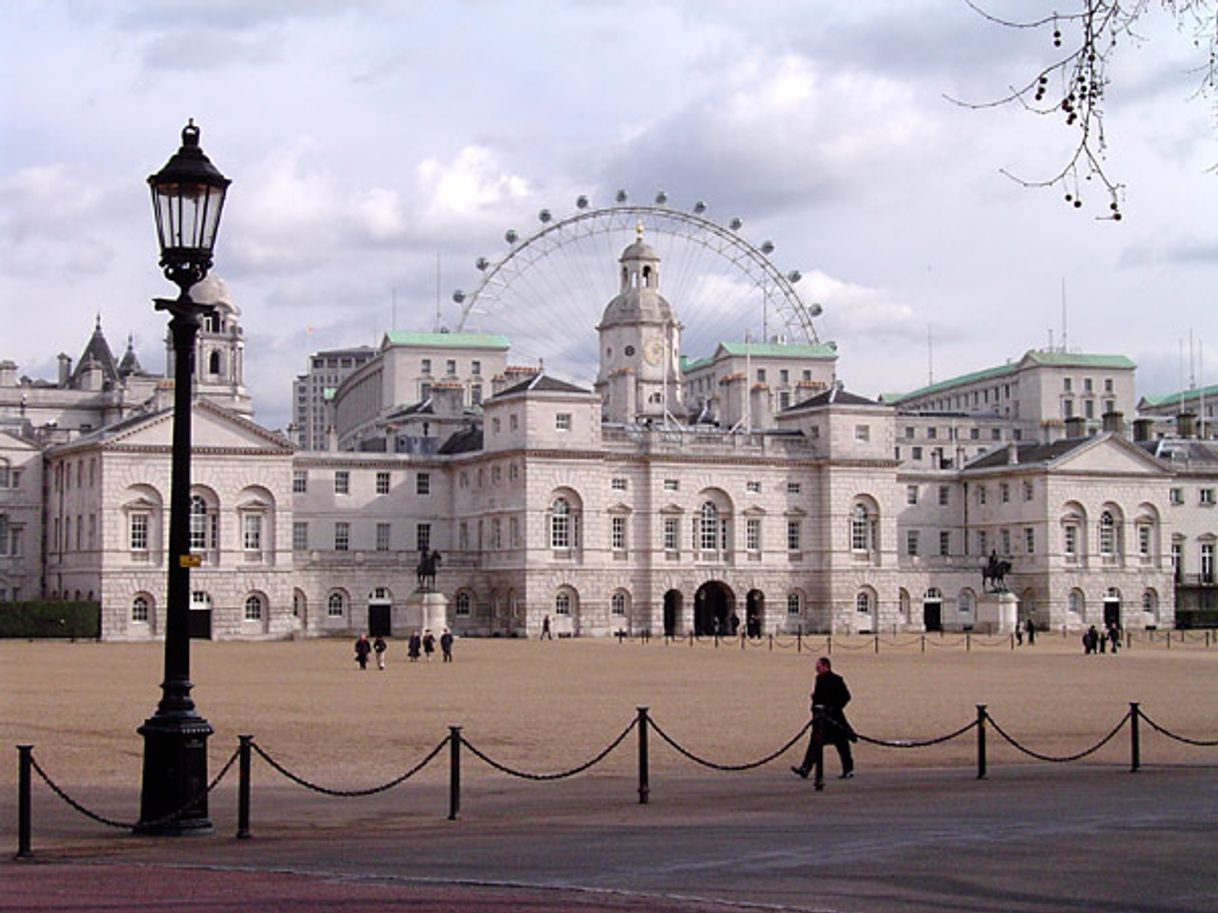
[[787, 592, 802, 615], [555, 591, 572, 615], [1098, 511, 1116, 556], [958, 590, 975, 615], [208, 350, 222, 375], [611, 591, 627, 616], [244, 594, 264, 621], [850, 503, 877, 551], [855, 591, 871, 614], [131, 595, 150, 623], [455, 591, 472, 616], [550, 497, 571, 549], [189, 494, 208, 550], [292, 589, 306, 618], [1067, 589, 1083, 616], [327, 592, 346, 617]]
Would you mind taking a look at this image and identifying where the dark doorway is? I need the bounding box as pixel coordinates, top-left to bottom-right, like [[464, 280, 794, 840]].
[[663, 590, 682, 637], [188, 609, 212, 640], [923, 600, 942, 632], [746, 589, 764, 637], [1103, 599, 1120, 628], [368, 603, 392, 637], [694, 581, 735, 636]]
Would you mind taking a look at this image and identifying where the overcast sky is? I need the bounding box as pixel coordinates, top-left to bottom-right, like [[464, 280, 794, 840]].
[[3, 0, 1215, 430]]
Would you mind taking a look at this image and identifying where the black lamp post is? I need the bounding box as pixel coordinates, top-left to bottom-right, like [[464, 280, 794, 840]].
[[136, 120, 230, 835]]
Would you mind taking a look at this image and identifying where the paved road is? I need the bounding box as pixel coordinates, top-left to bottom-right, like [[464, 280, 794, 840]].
[[4, 765, 1216, 912]]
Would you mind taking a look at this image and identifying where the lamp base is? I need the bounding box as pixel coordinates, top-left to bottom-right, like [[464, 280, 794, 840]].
[[135, 712, 215, 835]]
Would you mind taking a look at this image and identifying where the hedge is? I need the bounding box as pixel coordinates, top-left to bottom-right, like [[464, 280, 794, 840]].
[[0, 601, 100, 639]]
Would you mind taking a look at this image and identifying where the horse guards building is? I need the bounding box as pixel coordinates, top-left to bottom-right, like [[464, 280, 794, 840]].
[[1, 234, 1215, 642]]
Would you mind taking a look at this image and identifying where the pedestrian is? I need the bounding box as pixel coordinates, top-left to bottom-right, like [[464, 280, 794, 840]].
[[408, 629, 422, 662], [1083, 625, 1098, 654], [354, 632, 372, 670], [1025, 617, 1036, 645], [792, 656, 856, 791], [541, 614, 553, 640], [422, 629, 436, 662], [1107, 622, 1120, 654], [440, 627, 454, 662], [1015, 623, 1023, 646], [373, 635, 387, 670]]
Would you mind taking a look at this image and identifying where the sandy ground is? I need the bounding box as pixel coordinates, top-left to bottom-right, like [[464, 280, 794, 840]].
[[3, 632, 1216, 794]]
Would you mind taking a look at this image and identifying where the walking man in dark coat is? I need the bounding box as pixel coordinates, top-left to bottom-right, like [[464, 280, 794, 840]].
[[792, 656, 856, 790]]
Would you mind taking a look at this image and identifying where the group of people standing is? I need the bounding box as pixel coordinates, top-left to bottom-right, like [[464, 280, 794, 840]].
[[1083, 622, 1121, 654], [354, 628, 454, 669]]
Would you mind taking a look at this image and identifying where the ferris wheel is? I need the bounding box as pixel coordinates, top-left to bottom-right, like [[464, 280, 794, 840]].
[[449, 191, 826, 382]]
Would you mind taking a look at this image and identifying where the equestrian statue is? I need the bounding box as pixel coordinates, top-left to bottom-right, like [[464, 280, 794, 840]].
[[416, 548, 443, 591], [981, 550, 1011, 592]]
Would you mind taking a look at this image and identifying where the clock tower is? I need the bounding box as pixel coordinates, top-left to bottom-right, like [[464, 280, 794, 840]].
[[595, 225, 682, 424]]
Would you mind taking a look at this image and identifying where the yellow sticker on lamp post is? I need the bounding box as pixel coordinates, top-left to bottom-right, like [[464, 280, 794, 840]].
[[178, 554, 202, 568]]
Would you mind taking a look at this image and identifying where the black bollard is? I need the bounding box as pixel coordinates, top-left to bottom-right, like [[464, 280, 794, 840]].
[[921, 634, 926, 653], [874, 635, 879, 654], [448, 726, 462, 821], [236, 735, 252, 839], [16, 745, 32, 859], [637, 707, 650, 805], [976, 705, 987, 780], [769, 633, 773, 652], [966, 633, 971, 652], [1129, 703, 1141, 773], [797, 631, 802, 653]]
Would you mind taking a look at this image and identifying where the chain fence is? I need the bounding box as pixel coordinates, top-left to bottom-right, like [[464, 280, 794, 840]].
[[14, 701, 1218, 858]]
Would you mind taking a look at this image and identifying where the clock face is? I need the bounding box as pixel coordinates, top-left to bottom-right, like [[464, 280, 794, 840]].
[[643, 339, 664, 366], [624, 345, 635, 357]]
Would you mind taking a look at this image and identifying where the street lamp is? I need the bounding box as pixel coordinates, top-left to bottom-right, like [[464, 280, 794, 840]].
[[136, 120, 230, 835]]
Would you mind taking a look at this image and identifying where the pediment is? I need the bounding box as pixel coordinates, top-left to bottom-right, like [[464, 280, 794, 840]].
[[106, 402, 292, 453], [1052, 436, 1168, 476], [659, 503, 685, 514]]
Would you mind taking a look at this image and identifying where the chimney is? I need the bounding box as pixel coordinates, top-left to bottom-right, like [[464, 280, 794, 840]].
[[1177, 412, 1197, 439], [1132, 418, 1154, 442], [1065, 415, 1087, 438], [1102, 411, 1125, 435], [58, 353, 72, 387], [1007, 441, 1019, 465], [0, 360, 16, 387]]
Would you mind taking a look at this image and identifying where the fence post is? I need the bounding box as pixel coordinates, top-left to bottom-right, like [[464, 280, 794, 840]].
[[976, 705, 988, 780], [874, 634, 879, 654], [827, 634, 832, 655], [448, 726, 462, 821], [1129, 703, 1141, 773], [689, 632, 693, 648], [966, 633, 972, 652], [921, 635, 925, 653], [797, 631, 802, 653], [16, 745, 32, 859], [636, 707, 650, 805], [1166, 630, 1171, 650], [769, 633, 773, 651], [236, 735, 252, 839]]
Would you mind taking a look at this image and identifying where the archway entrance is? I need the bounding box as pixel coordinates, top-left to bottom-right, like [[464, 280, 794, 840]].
[[746, 589, 764, 637], [694, 581, 735, 636], [663, 590, 682, 637], [1103, 591, 1121, 628], [923, 589, 943, 632]]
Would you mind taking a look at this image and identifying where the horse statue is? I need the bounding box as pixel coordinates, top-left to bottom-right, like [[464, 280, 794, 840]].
[[981, 551, 1011, 592], [416, 549, 442, 591]]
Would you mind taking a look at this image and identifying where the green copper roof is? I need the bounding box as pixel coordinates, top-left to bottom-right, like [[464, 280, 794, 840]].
[[717, 341, 837, 359], [383, 331, 510, 350], [892, 350, 1136, 404], [1140, 381, 1218, 408]]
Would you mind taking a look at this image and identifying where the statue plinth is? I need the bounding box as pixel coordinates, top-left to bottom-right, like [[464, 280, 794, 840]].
[[977, 591, 1019, 633], [406, 589, 448, 634]]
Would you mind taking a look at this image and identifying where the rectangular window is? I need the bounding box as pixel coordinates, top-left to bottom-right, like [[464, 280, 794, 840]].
[[458, 522, 469, 551], [376, 522, 391, 552], [293, 522, 308, 551], [1000, 528, 1011, 554], [746, 518, 761, 552], [1104, 378, 1113, 393], [1202, 543, 1214, 582], [1201, 488, 1216, 506], [1138, 525, 1150, 557], [977, 486, 987, 505], [757, 368, 767, 382], [938, 486, 950, 506], [779, 369, 789, 384], [1023, 481, 1034, 502], [334, 522, 349, 551], [612, 478, 628, 491], [1000, 483, 1010, 503], [970, 428, 980, 440], [446, 359, 457, 375], [1025, 527, 1035, 554], [787, 481, 801, 495], [422, 358, 432, 374], [555, 412, 572, 431], [991, 428, 1002, 441], [130, 514, 148, 551], [906, 530, 919, 557], [787, 519, 801, 552], [376, 471, 390, 494], [977, 530, 988, 555], [1063, 377, 1073, 393], [611, 516, 626, 551], [664, 517, 680, 551], [906, 485, 918, 505], [471, 384, 483, 406], [1084, 378, 1093, 393], [747, 480, 761, 493], [492, 417, 501, 434], [416, 523, 431, 553], [788, 593, 801, 615], [927, 427, 937, 440], [510, 517, 521, 548], [912, 446, 923, 461], [292, 471, 308, 493], [904, 427, 915, 439], [509, 414, 519, 432], [663, 479, 679, 492], [939, 530, 951, 556], [854, 425, 870, 442], [417, 473, 431, 496], [1064, 525, 1078, 557], [334, 471, 349, 494], [471, 360, 481, 376], [1170, 488, 1184, 505], [491, 518, 502, 550], [1063, 399, 1074, 419], [243, 514, 262, 552], [1085, 399, 1094, 419]]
